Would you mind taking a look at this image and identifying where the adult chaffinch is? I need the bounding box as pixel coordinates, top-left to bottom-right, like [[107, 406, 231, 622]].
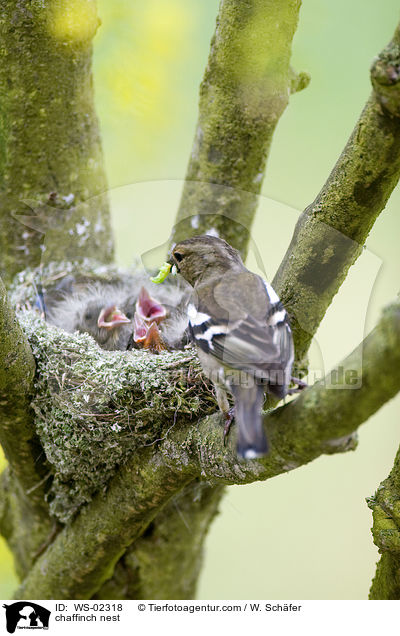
[[168, 235, 294, 459]]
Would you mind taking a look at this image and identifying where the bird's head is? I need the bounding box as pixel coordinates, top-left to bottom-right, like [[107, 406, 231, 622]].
[[135, 287, 166, 323], [77, 300, 131, 346], [169, 235, 244, 286]]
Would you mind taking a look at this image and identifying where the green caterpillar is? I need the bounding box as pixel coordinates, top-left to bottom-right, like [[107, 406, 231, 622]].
[[150, 262, 172, 284]]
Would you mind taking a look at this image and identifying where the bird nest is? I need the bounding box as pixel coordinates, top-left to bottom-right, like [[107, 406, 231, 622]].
[[12, 262, 217, 522]]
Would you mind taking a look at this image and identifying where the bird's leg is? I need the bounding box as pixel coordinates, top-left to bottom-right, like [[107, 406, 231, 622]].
[[214, 384, 235, 445], [223, 407, 236, 446], [288, 376, 308, 395]]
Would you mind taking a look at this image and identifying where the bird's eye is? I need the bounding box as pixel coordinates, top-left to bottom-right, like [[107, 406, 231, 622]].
[[174, 252, 184, 263], [84, 312, 93, 321], [126, 311, 132, 319]]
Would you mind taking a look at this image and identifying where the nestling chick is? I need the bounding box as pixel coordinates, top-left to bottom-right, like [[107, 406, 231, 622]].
[[158, 309, 191, 350], [47, 275, 190, 352], [135, 287, 166, 324], [125, 282, 190, 352], [75, 299, 131, 350], [133, 313, 166, 353], [130, 287, 167, 351], [168, 235, 294, 459], [47, 284, 132, 351], [130, 287, 190, 351]]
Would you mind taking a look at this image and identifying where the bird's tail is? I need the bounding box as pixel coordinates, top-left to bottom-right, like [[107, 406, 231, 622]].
[[230, 382, 268, 459]]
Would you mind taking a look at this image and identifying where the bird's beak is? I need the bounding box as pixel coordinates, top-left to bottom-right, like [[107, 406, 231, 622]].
[[143, 321, 166, 353], [97, 305, 131, 329], [133, 313, 148, 343], [136, 287, 167, 323], [133, 314, 166, 352], [167, 255, 179, 274]]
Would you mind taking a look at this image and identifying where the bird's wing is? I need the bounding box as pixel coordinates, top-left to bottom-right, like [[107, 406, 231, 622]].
[[189, 272, 294, 380], [191, 311, 293, 375]]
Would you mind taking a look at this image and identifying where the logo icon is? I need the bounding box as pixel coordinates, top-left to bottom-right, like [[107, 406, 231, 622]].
[[3, 603, 50, 633]]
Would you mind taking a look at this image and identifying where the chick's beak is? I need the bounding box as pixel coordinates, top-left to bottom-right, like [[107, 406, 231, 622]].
[[97, 305, 131, 329], [133, 313, 147, 343], [144, 321, 166, 353], [136, 287, 167, 324], [133, 314, 166, 352]]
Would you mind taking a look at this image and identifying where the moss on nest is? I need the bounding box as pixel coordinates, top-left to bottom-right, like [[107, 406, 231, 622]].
[[13, 263, 217, 523]]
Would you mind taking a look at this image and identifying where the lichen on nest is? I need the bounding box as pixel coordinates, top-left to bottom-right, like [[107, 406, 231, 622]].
[[13, 263, 217, 523]]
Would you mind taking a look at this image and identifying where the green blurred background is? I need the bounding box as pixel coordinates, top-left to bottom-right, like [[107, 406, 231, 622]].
[[1, 0, 400, 599]]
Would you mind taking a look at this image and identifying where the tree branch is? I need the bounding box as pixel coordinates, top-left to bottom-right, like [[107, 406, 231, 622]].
[[15, 443, 197, 600], [0, 467, 55, 579], [0, 275, 55, 575], [170, 0, 307, 256], [14, 297, 400, 599], [0, 276, 50, 511], [0, 274, 56, 576], [273, 22, 400, 362], [368, 444, 400, 599], [94, 483, 225, 600]]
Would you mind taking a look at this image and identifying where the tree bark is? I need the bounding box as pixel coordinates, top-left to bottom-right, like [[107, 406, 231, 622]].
[[94, 483, 225, 600], [0, 272, 55, 578], [0, 276, 39, 497], [368, 443, 400, 599], [0, 0, 113, 285]]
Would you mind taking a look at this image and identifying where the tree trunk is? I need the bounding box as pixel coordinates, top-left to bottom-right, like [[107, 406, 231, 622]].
[[0, 0, 113, 285]]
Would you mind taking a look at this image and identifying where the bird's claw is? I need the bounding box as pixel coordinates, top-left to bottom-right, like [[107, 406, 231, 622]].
[[223, 407, 235, 446], [288, 376, 308, 395]]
